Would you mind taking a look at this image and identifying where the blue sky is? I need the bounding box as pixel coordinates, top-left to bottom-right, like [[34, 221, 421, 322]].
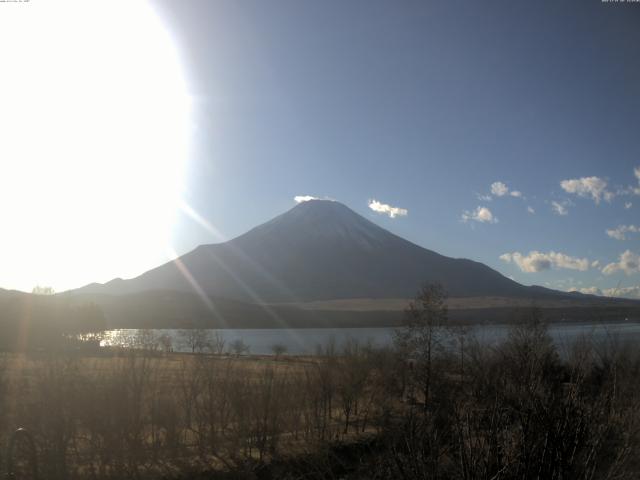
[[1, 0, 639, 295], [153, 0, 640, 298]]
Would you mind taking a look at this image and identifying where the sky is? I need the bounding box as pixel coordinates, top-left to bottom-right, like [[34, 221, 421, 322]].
[[1, 0, 640, 297]]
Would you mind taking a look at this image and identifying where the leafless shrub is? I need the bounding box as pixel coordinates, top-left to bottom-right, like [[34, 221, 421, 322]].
[[208, 330, 227, 355], [270, 343, 288, 358], [180, 328, 211, 353], [230, 338, 250, 356]]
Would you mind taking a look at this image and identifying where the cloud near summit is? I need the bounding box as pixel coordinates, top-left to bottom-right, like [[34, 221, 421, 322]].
[[294, 195, 320, 203], [368, 199, 408, 218], [294, 195, 336, 203]]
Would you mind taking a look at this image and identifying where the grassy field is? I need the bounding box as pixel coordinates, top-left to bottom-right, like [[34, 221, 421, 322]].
[[3, 310, 640, 479], [0, 348, 391, 479], [278, 295, 640, 311]]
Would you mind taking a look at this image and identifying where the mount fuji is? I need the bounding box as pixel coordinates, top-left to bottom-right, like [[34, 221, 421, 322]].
[[68, 200, 639, 327], [75, 200, 535, 301]]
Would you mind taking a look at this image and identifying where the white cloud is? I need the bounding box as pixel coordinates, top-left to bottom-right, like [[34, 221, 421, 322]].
[[618, 167, 640, 196], [368, 199, 408, 218], [462, 206, 497, 224], [568, 286, 603, 296], [549, 278, 581, 289], [591, 260, 601, 268], [567, 284, 640, 299], [479, 181, 524, 203], [500, 251, 591, 273], [602, 250, 640, 276], [603, 285, 640, 299], [625, 202, 633, 209], [606, 225, 640, 241], [527, 206, 535, 214], [489, 181, 524, 199], [294, 195, 320, 203], [560, 176, 613, 204], [551, 200, 569, 216], [491, 181, 509, 197]]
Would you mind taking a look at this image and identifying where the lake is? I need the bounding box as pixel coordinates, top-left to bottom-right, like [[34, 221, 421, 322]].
[[100, 321, 640, 355]]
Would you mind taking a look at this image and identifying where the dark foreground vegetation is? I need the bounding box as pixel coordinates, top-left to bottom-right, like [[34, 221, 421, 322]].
[[1, 285, 640, 479], [0, 292, 106, 351]]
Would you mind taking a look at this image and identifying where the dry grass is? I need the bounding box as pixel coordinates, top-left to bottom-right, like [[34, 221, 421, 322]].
[[0, 348, 387, 479], [2, 316, 640, 479]]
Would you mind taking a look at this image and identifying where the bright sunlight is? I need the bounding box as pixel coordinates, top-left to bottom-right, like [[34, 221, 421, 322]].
[[0, 1, 191, 292]]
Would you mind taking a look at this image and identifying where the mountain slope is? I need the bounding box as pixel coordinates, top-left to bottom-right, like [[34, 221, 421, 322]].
[[73, 200, 555, 302]]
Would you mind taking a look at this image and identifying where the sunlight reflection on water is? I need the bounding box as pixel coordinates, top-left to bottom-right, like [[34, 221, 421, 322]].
[[96, 322, 640, 356]]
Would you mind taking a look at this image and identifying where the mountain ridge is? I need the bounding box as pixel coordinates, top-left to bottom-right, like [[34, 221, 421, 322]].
[[71, 200, 579, 302]]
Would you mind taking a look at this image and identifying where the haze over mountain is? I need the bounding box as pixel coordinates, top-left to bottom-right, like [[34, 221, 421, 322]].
[[74, 200, 577, 303]]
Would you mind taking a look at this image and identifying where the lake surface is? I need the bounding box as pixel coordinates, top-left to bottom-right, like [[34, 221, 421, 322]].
[[101, 321, 640, 355]]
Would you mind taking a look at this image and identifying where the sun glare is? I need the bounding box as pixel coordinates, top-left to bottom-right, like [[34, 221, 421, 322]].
[[0, 1, 191, 292]]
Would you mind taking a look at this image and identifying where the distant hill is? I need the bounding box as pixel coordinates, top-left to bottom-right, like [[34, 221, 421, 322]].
[[0, 290, 106, 350], [64, 289, 640, 329]]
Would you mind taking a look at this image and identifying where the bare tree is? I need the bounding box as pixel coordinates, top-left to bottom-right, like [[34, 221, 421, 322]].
[[208, 330, 227, 355], [230, 338, 250, 356], [180, 328, 210, 353], [159, 333, 173, 354], [134, 329, 159, 352], [394, 283, 448, 409], [270, 343, 287, 359]]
